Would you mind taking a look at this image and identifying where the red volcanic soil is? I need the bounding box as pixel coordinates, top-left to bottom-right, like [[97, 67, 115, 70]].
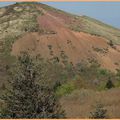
[[11, 11, 120, 71]]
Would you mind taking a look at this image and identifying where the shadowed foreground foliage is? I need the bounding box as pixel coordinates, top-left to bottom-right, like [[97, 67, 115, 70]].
[[0, 53, 65, 118]]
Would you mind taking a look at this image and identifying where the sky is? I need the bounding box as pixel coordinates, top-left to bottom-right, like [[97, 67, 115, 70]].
[[0, 2, 120, 29]]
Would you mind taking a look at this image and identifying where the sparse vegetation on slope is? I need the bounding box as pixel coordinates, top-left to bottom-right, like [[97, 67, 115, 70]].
[[0, 2, 44, 89], [69, 15, 120, 44], [0, 2, 120, 119]]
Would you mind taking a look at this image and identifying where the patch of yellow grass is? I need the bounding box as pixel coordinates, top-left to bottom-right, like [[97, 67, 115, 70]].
[[60, 88, 120, 118]]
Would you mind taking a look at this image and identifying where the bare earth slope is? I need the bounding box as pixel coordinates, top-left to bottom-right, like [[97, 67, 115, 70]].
[[8, 3, 120, 71]]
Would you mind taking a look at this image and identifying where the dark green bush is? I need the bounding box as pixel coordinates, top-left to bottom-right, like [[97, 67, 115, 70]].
[[105, 79, 114, 89]]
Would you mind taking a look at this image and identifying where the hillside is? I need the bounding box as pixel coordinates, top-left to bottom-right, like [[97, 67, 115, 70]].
[[0, 2, 120, 118], [0, 2, 120, 71]]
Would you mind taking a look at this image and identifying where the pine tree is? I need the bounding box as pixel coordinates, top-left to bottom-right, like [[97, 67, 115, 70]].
[[0, 53, 65, 118]]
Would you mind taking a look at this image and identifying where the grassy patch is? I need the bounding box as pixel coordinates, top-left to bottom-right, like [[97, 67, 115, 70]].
[[97, 81, 106, 91], [21, 17, 39, 32], [56, 82, 75, 97], [3, 35, 17, 56]]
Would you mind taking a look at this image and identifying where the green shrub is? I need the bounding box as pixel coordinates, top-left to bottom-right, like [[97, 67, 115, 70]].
[[98, 69, 109, 76], [56, 82, 75, 97]]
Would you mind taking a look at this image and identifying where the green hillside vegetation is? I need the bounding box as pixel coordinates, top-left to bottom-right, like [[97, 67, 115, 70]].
[[1, 52, 120, 118], [0, 3, 44, 90], [69, 15, 120, 44], [0, 2, 43, 61]]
